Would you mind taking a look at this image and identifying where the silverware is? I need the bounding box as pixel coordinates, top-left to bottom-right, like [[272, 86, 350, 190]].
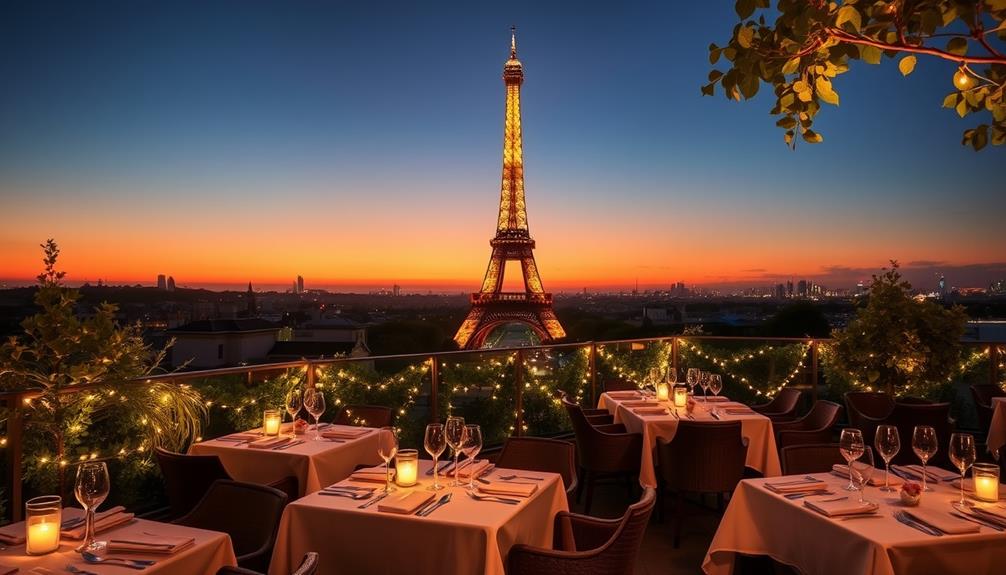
[[426, 460, 451, 476], [66, 565, 100, 575], [950, 510, 1000, 531], [417, 493, 452, 516], [814, 496, 848, 503], [895, 511, 943, 536], [359, 491, 390, 509], [838, 514, 884, 521], [273, 439, 305, 450], [785, 490, 834, 500], [466, 490, 520, 505], [319, 490, 371, 500], [710, 411, 721, 420], [82, 551, 154, 569], [498, 474, 544, 481]]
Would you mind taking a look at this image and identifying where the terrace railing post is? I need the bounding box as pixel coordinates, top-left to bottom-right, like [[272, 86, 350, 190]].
[[514, 350, 524, 437], [810, 341, 819, 403], [990, 346, 1000, 388], [671, 337, 679, 379], [589, 342, 597, 407], [306, 361, 316, 390], [429, 356, 439, 424], [7, 393, 25, 522]]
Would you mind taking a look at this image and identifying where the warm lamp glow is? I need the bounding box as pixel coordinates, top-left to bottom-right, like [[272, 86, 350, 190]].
[[395, 449, 419, 487], [954, 67, 973, 89], [973, 463, 1000, 502], [263, 410, 281, 436], [656, 383, 670, 401], [25, 496, 61, 556], [673, 386, 688, 408]]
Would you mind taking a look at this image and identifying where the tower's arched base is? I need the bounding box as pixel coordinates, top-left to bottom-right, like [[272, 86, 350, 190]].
[[454, 296, 565, 349]]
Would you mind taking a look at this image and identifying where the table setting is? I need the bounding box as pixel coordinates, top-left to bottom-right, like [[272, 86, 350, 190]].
[[267, 417, 568, 575]]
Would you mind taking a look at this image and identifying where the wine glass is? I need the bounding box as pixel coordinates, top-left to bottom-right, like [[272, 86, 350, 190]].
[[699, 371, 711, 402], [874, 425, 900, 492], [912, 425, 938, 492], [850, 447, 875, 504], [377, 427, 399, 493], [74, 461, 110, 553], [424, 423, 447, 491], [647, 367, 661, 392], [839, 428, 866, 491], [462, 424, 483, 489], [949, 432, 976, 505], [445, 416, 466, 487], [285, 387, 302, 437], [665, 367, 677, 385], [709, 374, 723, 399], [303, 389, 326, 440], [686, 368, 699, 394]]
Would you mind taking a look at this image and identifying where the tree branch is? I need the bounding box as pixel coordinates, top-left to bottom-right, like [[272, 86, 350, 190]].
[[829, 28, 1006, 65]]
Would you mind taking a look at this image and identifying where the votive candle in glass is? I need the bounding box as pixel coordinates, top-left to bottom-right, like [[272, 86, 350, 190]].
[[973, 463, 1000, 502], [263, 409, 282, 436], [395, 449, 419, 487], [655, 383, 670, 402], [26, 495, 62, 555], [673, 385, 688, 408]]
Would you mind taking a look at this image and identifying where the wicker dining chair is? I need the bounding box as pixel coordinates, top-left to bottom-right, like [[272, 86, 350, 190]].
[[497, 436, 578, 500], [154, 448, 298, 520], [333, 404, 393, 427], [656, 421, 748, 548], [780, 443, 846, 475], [506, 487, 656, 575], [175, 480, 288, 573], [562, 396, 642, 514], [773, 400, 843, 450], [885, 401, 954, 467], [602, 377, 638, 393], [971, 384, 1006, 431], [844, 391, 894, 447], [751, 388, 802, 422], [216, 552, 319, 575]]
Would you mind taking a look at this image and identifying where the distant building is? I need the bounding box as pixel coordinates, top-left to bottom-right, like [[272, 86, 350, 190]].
[[797, 280, 808, 298], [268, 317, 370, 360], [786, 280, 794, 297], [775, 284, 786, 299], [246, 282, 256, 316], [167, 318, 281, 368], [393, 284, 401, 297], [157, 274, 166, 290], [166, 276, 175, 291], [991, 280, 1006, 295], [297, 275, 305, 294]]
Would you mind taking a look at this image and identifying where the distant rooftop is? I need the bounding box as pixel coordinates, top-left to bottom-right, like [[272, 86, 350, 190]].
[[167, 318, 281, 333]]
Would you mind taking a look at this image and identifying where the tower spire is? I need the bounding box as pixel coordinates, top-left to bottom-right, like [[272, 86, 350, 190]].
[[510, 25, 517, 58]]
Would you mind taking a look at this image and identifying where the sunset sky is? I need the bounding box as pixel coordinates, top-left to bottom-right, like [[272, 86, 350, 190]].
[[2, 1, 1003, 293]]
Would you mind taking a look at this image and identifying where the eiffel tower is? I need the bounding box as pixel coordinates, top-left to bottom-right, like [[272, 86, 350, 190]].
[[454, 28, 566, 349]]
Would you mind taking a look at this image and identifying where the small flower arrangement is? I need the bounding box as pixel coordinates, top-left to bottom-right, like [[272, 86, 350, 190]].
[[293, 418, 309, 435], [900, 481, 922, 506]]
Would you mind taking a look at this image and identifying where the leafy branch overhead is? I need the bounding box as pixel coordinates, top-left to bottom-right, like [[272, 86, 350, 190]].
[[704, 0, 1006, 150]]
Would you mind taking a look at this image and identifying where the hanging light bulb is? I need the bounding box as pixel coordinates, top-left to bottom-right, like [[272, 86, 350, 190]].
[[953, 66, 973, 90]]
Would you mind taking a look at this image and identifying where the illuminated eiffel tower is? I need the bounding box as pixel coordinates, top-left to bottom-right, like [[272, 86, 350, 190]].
[[454, 28, 566, 349]]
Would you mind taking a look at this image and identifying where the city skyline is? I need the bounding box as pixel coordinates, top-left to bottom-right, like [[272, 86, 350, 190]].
[[2, 2, 1003, 293]]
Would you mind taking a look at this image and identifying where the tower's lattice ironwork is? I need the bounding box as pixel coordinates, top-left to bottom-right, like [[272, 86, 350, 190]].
[[454, 28, 567, 349]]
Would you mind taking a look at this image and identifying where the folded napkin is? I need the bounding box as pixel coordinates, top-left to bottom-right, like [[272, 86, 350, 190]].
[[0, 565, 16, 575], [61, 505, 126, 530], [621, 400, 659, 407], [351, 467, 395, 483], [893, 465, 956, 482], [704, 396, 731, 402], [970, 506, 1006, 527], [246, 436, 292, 449], [950, 478, 1005, 499], [717, 402, 749, 409], [831, 463, 902, 487], [764, 478, 829, 494], [478, 481, 537, 498], [378, 491, 435, 514], [217, 432, 261, 441], [62, 511, 135, 540], [0, 523, 25, 545], [606, 391, 641, 398], [632, 407, 669, 416], [804, 498, 878, 517], [903, 508, 979, 534], [449, 459, 491, 479], [321, 426, 371, 440], [108, 533, 195, 555], [724, 408, 755, 415]]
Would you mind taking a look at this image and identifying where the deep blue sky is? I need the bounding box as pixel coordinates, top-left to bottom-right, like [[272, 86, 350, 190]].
[[1, 0, 1003, 292]]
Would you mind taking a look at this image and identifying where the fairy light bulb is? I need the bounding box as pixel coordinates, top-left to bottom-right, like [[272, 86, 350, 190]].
[[954, 67, 972, 89]]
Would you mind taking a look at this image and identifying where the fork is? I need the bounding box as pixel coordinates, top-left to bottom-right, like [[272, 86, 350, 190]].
[[466, 490, 520, 505], [895, 511, 943, 536], [497, 474, 545, 481], [82, 551, 155, 569], [66, 565, 100, 575], [319, 490, 371, 500]]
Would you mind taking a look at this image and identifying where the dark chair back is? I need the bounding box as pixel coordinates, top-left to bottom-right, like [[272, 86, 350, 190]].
[[897, 397, 933, 405], [562, 397, 641, 473], [506, 487, 656, 575], [889, 402, 953, 467], [497, 437, 577, 495], [334, 404, 393, 428], [175, 480, 288, 572], [216, 552, 319, 575], [775, 400, 843, 449], [844, 392, 894, 448], [602, 377, 638, 393], [972, 384, 1006, 430], [154, 447, 231, 520], [780, 443, 845, 475], [752, 388, 802, 420], [657, 421, 747, 494]]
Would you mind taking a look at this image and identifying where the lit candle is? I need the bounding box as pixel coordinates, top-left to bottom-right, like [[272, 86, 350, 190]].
[[973, 463, 1000, 502], [656, 383, 670, 402], [25, 495, 61, 556], [395, 449, 419, 487], [673, 386, 688, 408], [263, 410, 282, 436]]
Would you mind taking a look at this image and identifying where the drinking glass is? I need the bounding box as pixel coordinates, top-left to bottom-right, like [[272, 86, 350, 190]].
[[850, 447, 875, 504], [303, 389, 326, 440], [699, 371, 711, 401], [377, 427, 399, 493], [874, 425, 900, 492], [839, 428, 866, 491], [948, 432, 976, 505], [686, 368, 699, 394], [74, 461, 110, 553], [462, 424, 483, 489], [709, 374, 723, 398], [285, 387, 302, 437], [912, 425, 938, 492], [665, 367, 677, 385], [647, 367, 661, 391], [445, 416, 466, 487], [424, 423, 447, 491]]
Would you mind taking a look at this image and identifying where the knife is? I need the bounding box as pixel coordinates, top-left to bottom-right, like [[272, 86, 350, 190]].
[[426, 460, 451, 476], [358, 491, 390, 509], [417, 493, 452, 517]]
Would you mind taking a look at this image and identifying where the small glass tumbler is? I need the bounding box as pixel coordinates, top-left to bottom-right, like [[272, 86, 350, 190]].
[[263, 409, 282, 436], [26, 495, 62, 555], [972, 463, 1001, 502], [395, 449, 419, 487]]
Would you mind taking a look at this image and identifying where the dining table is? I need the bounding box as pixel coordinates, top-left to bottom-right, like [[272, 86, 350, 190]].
[[189, 424, 383, 496], [267, 459, 569, 575], [0, 508, 236, 575], [985, 397, 1006, 456], [703, 468, 1006, 575], [598, 391, 782, 487]]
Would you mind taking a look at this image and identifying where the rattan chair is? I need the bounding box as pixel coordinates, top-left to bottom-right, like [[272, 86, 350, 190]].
[[751, 388, 802, 422], [563, 396, 642, 514], [773, 400, 843, 450], [780, 443, 845, 475], [972, 384, 1006, 431], [334, 404, 393, 427], [175, 480, 288, 572], [844, 391, 894, 447], [656, 421, 748, 547], [602, 377, 638, 393], [506, 487, 656, 575], [497, 437, 578, 500], [884, 402, 954, 467], [216, 552, 319, 575], [154, 448, 298, 520]]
